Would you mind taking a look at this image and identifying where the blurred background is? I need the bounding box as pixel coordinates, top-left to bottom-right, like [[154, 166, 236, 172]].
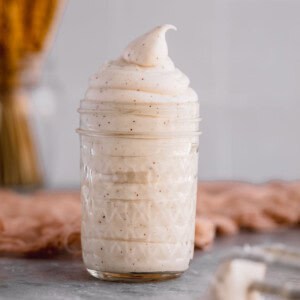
[[2, 0, 300, 188]]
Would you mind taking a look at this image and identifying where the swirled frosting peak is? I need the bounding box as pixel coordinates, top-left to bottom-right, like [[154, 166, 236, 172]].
[[122, 24, 176, 68], [84, 24, 198, 103]]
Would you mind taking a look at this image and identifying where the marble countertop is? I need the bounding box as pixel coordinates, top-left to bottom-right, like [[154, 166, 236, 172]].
[[0, 228, 299, 300]]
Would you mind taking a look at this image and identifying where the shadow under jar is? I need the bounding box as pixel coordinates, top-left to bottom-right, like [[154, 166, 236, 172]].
[[77, 100, 201, 282]]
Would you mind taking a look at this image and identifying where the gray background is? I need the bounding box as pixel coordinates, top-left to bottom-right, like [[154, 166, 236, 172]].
[[31, 0, 300, 188]]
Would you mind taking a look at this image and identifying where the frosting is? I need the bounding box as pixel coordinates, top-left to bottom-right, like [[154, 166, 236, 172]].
[[122, 24, 176, 68], [84, 24, 198, 103]]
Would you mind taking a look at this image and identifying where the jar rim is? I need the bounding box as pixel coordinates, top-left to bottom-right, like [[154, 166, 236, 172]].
[[76, 128, 201, 138], [78, 99, 200, 109]]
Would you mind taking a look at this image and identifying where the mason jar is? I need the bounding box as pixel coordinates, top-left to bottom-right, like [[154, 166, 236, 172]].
[[77, 99, 200, 282]]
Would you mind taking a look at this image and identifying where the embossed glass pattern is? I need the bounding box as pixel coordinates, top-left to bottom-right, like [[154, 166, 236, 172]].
[[77, 100, 200, 281]]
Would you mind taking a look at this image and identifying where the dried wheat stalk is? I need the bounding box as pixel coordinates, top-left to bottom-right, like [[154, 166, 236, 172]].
[[0, 0, 60, 187]]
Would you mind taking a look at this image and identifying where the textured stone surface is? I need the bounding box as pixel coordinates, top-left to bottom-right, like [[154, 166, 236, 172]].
[[0, 228, 299, 300]]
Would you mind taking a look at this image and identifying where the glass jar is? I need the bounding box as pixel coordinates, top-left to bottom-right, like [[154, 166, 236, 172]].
[[77, 100, 200, 282]]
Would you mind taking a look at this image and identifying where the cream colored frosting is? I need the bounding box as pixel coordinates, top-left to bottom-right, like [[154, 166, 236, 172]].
[[84, 24, 198, 103], [80, 25, 200, 275]]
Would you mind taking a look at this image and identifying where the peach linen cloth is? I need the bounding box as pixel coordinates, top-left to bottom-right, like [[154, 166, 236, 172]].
[[0, 181, 300, 257]]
